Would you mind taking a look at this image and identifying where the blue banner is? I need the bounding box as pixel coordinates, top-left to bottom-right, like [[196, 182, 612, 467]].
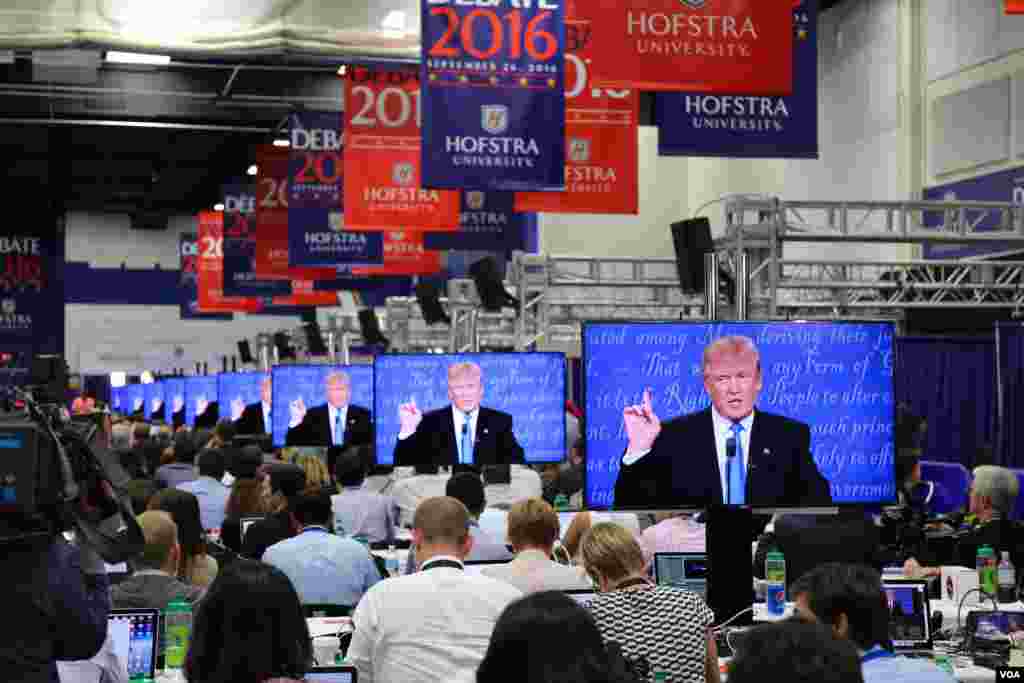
[[922, 167, 1024, 259], [374, 352, 565, 465], [270, 364, 374, 447], [179, 233, 232, 320], [584, 322, 896, 509], [287, 111, 384, 268], [223, 183, 292, 298], [423, 191, 529, 251], [420, 0, 566, 191], [655, 0, 818, 159], [218, 371, 268, 423], [143, 382, 165, 421], [184, 376, 219, 428]]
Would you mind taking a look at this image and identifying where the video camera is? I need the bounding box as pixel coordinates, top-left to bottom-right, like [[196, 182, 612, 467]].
[[0, 360, 143, 563]]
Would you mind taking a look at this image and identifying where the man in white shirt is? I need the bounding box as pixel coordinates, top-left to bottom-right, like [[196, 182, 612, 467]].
[[483, 465, 543, 508], [482, 498, 591, 594], [348, 496, 523, 683], [392, 464, 451, 528]]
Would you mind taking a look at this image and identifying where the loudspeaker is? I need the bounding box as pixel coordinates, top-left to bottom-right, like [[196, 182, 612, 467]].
[[273, 332, 296, 360], [671, 218, 713, 293], [469, 257, 519, 312], [358, 309, 390, 348], [304, 320, 329, 356], [237, 340, 254, 365], [415, 281, 451, 326]]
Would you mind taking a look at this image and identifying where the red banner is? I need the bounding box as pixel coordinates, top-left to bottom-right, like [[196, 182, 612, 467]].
[[573, 0, 793, 94], [515, 23, 639, 215], [1008, 0, 1024, 12], [254, 145, 337, 283], [351, 231, 442, 276], [343, 68, 460, 232], [196, 211, 261, 313]]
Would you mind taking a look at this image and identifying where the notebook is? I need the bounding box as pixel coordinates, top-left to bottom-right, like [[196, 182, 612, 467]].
[[306, 665, 358, 683], [653, 552, 708, 598], [108, 608, 159, 681], [882, 579, 932, 654]]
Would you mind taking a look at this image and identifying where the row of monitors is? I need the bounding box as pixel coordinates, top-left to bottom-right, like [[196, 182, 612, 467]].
[[111, 321, 898, 510]]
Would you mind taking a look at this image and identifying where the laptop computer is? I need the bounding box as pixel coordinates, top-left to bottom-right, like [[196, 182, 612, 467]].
[[654, 552, 709, 598], [463, 559, 512, 576], [882, 579, 933, 656], [565, 588, 598, 608], [306, 665, 358, 683], [108, 608, 160, 681], [240, 516, 263, 541]]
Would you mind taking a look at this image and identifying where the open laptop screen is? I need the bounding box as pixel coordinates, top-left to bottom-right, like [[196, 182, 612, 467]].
[[306, 667, 357, 683], [882, 580, 931, 649], [565, 589, 597, 608], [654, 552, 708, 597], [108, 608, 159, 680], [464, 559, 511, 576]]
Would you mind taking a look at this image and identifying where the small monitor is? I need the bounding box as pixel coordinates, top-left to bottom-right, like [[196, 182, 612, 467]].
[[305, 666, 358, 683], [654, 552, 709, 598], [108, 608, 159, 681], [564, 589, 597, 608], [882, 579, 931, 650], [241, 516, 263, 540]]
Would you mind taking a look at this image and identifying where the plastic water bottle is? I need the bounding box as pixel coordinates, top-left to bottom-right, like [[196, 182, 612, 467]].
[[999, 551, 1017, 603], [385, 543, 400, 577], [653, 672, 668, 683], [163, 598, 192, 673], [765, 550, 786, 616], [978, 545, 997, 597], [553, 494, 569, 512]]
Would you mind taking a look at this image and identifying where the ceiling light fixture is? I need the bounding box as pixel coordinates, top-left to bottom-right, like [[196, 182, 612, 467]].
[[337, 65, 347, 76], [273, 138, 290, 147], [214, 203, 225, 211], [247, 164, 258, 176], [105, 51, 171, 66]]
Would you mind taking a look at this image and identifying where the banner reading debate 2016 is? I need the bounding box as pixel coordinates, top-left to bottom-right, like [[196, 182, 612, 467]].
[[197, 211, 261, 313], [656, 0, 817, 159], [577, 0, 793, 94], [180, 233, 232, 320], [344, 68, 460, 232], [287, 110, 384, 268], [515, 20, 639, 214], [223, 182, 292, 298], [421, 0, 566, 191], [0, 228, 64, 365]]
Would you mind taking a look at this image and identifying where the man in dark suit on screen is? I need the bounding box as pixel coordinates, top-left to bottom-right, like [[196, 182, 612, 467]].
[[170, 393, 185, 430], [613, 335, 831, 509], [233, 375, 272, 435], [193, 394, 219, 430], [285, 370, 372, 449], [393, 361, 524, 467]]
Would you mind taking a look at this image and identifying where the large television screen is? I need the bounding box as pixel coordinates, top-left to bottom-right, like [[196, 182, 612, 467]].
[[184, 376, 219, 428], [110, 386, 124, 415], [218, 372, 269, 425], [584, 321, 896, 510], [374, 353, 566, 466], [121, 383, 145, 418], [143, 382, 165, 421], [270, 365, 374, 447], [163, 378, 185, 427]]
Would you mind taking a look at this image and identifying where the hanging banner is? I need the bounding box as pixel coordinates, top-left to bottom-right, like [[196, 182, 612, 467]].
[[196, 211, 261, 313], [655, 0, 817, 159], [223, 182, 292, 298], [514, 22, 639, 214], [424, 191, 529, 251], [344, 68, 460, 232], [352, 231, 443, 276], [420, 0, 567, 192], [575, 0, 794, 94], [179, 233, 232, 320], [1008, 1, 1024, 14], [0, 225, 65, 369], [287, 110, 384, 267], [922, 167, 1024, 260]]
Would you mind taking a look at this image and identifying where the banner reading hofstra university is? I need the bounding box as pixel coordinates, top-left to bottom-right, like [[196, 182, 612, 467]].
[[223, 182, 293, 298], [344, 68, 460, 232], [1008, 0, 1024, 14], [352, 231, 443, 276], [179, 233, 232, 320], [421, 0, 566, 191], [576, 0, 793, 94], [655, 0, 817, 158], [197, 211, 261, 313], [515, 20, 639, 214], [287, 110, 384, 268], [424, 191, 529, 251]]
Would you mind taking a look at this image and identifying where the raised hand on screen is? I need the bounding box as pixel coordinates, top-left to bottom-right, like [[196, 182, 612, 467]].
[[196, 396, 208, 416], [231, 397, 245, 421], [133, 397, 143, 411], [151, 397, 162, 413], [623, 388, 661, 454], [172, 395, 184, 413], [398, 397, 423, 435], [289, 397, 307, 428]]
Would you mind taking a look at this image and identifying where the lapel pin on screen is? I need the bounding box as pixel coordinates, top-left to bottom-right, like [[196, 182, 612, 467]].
[[998, 668, 1024, 679]]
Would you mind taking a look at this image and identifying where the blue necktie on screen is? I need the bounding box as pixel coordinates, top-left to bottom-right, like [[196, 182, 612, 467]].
[[728, 422, 746, 505], [460, 412, 474, 465], [334, 412, 344, 446]]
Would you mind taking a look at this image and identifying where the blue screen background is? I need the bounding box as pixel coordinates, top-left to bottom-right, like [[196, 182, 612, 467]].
[[583, 322, 896, 508], [184, 376, 219, 427], [270, 365, 374, 447], [218, 372, 267, 423], [374, 353, 566, 465]]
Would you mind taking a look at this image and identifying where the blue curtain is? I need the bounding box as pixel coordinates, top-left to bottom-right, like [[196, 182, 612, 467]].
[[997, 323, 1024, 468], [895, 337, 996, 465]]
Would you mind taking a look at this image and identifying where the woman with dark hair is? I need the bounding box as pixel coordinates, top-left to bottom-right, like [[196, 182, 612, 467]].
[[476, 591, 643, 683], [220, 476, 270, 553], [185, 560, 311, 683], [148, 489, 219, 588]]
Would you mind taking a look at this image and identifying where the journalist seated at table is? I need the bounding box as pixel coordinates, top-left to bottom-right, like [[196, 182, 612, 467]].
[[392, 463, 451, 528], [331, 445, 399, 545], [791, 563, 956, 683], [176, 449, 231, 533], [904, 465, 1023, 578], [155, 437, 198, 489], [113, 510, 204, 610], [727, 621, 866, 683]]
